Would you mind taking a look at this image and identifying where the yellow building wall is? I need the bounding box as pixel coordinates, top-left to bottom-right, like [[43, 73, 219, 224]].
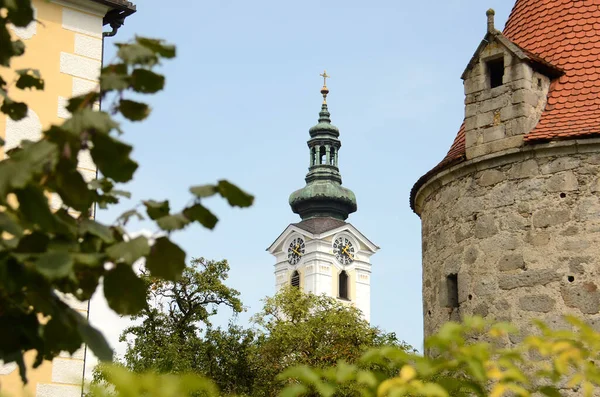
[[1, 0, 105, 395]]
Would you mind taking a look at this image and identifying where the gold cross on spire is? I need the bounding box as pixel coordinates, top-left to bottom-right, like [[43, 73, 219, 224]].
[[320, 70, 330, 87], [319, 70, 330, 104]]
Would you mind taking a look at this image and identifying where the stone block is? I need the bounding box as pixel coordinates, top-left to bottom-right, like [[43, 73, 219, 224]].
[[508, 159, 539, 179], [524, 231, 550, 246], [457, 272, 471, 304], [546, 171, 578, 192], [474, 214, 498, 238], [465, 116, 477, 131], [518, 178, 545, 200], [498, 253, 525, 271], [472, 303, 489, 317], [488, 135, 523, 153], [480, 95, 509, 113], [464, 246, 478, 265], [481, 125, 506, 143], [500, 103, 534, 121], [532, 208, 570, 228], [464, 76, 486, 95], [37, 384, 82, 397], [465, 130, 480, 148], [510, 63, 533, 82], [476, 111, 495, 129], [518, 295, 555, 312], [540, 157, 580, 174], [51, 358, 84, 384], [474, 274, 497, 296], [561, 283, 600, 314], [510, 78, 533, 90], [498, 269, 560, 290], [477, 169, 506, 186]]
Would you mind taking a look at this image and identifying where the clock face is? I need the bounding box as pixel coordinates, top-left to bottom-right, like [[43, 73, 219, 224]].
[[333, 236, 355, 265], [287, 237, 305, 265]]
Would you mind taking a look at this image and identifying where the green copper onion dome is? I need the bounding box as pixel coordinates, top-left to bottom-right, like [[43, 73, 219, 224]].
[[289, 72, 357, 221]]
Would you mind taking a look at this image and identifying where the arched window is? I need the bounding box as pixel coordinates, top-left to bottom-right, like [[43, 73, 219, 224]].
[[291, 270, 300, 288], [311, 147, 316, 166], [330, 147, 336, 165], [320, 146, 326, 164], [338, 271, 348, 300]]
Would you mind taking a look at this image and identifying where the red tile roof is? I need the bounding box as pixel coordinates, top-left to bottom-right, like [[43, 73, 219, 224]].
[[411, 0, 600, 211], [505, 0, 600, 142]]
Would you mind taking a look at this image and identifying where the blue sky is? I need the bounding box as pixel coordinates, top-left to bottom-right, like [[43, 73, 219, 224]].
[[90, 0, 516, 355]]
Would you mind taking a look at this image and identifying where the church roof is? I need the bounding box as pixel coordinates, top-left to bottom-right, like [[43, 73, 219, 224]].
[[410, 0, 600, 211], [293, 217, 347, 234]]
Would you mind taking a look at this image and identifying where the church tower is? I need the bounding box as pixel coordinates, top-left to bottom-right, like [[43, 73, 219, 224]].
[[267, 74, 378, 321], [412, 1, 600, 340]]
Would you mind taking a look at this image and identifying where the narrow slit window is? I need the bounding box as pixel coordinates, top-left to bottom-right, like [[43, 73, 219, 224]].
[[339, 271, 348, 300], [330, 148, 336, 165], [320, 146, 326, 164], [487, 58, 504, 88], [446, 274, 459, 308], [291, 271, 300, 288]]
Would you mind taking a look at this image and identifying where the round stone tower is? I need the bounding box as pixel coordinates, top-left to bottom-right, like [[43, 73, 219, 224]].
[[411, 1, 600, 340]]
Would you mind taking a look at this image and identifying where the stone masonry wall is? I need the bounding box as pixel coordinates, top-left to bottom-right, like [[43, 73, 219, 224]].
[[420, 149, 600, 340]]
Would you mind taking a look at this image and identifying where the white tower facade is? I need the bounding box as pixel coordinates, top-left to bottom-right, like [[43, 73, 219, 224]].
[[267, 219, 378, 321], [268, 79, 378, 321]]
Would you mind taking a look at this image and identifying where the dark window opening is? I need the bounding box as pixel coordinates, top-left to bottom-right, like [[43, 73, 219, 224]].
[[319, 146, 326, 164], [330, 147, 336, 166], [291, 271, 300, 288], [446, 274, 459, 308], [311, 147, 316, 166], [338, 271, 348, 300], [487, 58, 504, 88]]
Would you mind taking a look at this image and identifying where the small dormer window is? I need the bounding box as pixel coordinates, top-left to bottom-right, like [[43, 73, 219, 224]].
[[487, 58, 504, 88]]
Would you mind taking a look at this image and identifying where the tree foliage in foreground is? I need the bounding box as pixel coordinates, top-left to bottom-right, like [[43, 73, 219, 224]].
[[99, 277, 411, 397], [0, 0, 253, 383], [90, 316, 600, 397]]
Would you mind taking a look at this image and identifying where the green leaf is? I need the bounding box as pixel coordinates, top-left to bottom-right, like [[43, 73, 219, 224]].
[[156, 213, 190, 231], [90, 132, 138, 183], [143, 200, 170, 220], [79, 219, 114, 243], [76, 316, 113, 362], [0, 212, 23, 237], [539, 386, 562, 397], [66, 93, 100, 113], [53, 163, 93, 211], [63, 109, 118, 135], [15, 187, 56, 231], [104, 263, 146, 315], [136, 37, 176, 58], [117, 43, 157, 65], [119, 99, 150, 121], [131, 69, 165, 93], [100, 63, 130, 91], [15, 69, 44, 90], [279, 384, 308, 397], [189, 184, 217, 198], [117, 209, 144, 225], [5, 0, 35, 27], [0, 140, 58, 199], [35, 251, 73, 280], [0, 97, 27, 120], [106, 236, 150, 265], [183, 204, 218, 229], [146, 237, 185, 280], [217, 180, 254, 207]]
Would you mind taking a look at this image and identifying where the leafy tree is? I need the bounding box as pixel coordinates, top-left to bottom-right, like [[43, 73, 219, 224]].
[[0, 0, 253, 383], [250, 286, 414, 396], [117, 258, 256, 395]]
